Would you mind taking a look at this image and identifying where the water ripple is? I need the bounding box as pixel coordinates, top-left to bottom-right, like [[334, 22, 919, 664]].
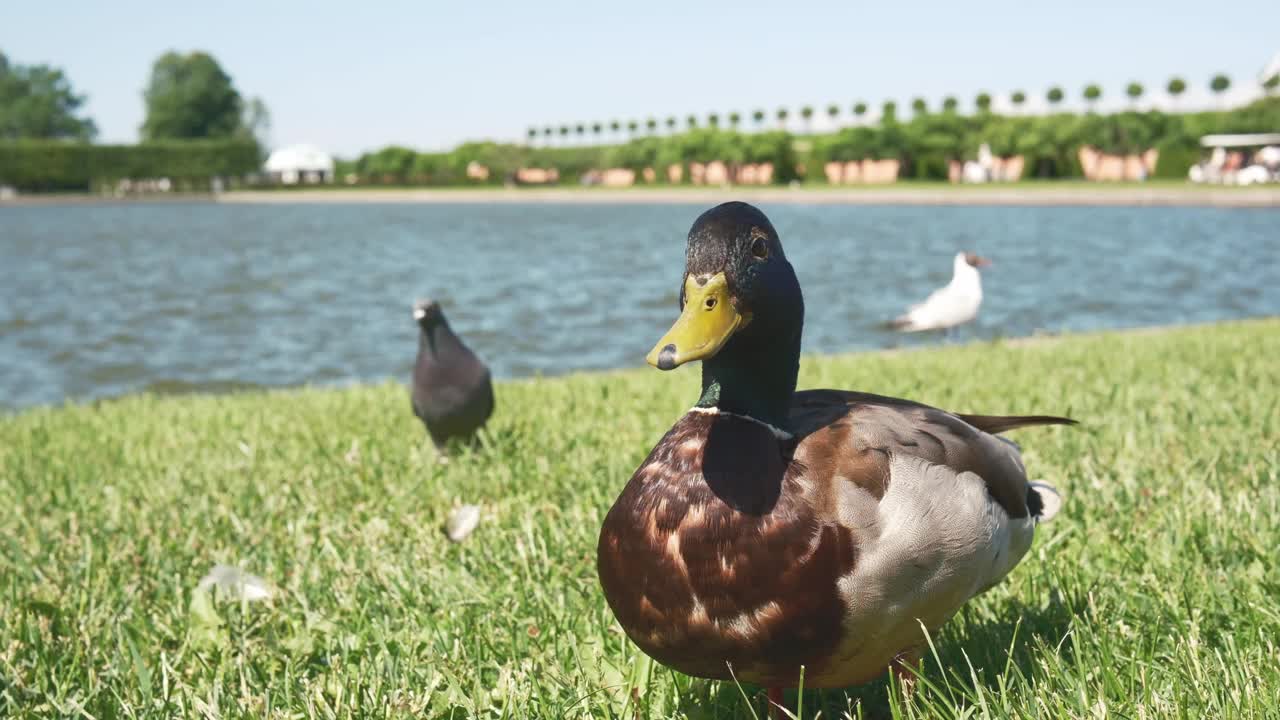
[[1, 202, 1277, 409]]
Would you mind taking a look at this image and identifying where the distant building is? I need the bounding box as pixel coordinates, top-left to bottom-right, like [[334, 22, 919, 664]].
[[264, 144, 335, 185]]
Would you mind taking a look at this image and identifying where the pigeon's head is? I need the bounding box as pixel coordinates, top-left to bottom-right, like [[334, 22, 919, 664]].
[[962, 252, 991, 268], [412, 299, 443, 327]]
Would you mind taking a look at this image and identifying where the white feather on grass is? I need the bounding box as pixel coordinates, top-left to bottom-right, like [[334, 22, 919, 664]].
[[446, 505, 482, 542], [198, 564, 274, 602]]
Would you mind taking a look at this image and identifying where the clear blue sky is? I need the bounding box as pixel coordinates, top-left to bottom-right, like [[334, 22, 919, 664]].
[[4, 0, 1277, 157]]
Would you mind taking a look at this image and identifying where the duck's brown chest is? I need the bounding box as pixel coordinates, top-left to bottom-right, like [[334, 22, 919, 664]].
[[596, 412, 857, 686]]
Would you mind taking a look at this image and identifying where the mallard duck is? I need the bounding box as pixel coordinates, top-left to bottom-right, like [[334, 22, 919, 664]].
[[890, 251, 990, 334], [597, 202, 1071, 714], [411, 299, 494, 453]]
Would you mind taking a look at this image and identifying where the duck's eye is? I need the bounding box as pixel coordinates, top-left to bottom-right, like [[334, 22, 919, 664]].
[[751, 237, 769, 260], [704, 296, 717, 310]]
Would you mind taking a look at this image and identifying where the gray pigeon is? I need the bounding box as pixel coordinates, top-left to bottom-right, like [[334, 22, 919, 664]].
[[411, 299, 494, 452]]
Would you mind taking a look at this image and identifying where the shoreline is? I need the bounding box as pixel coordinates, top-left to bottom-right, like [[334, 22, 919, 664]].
[[4, 317, 1273, 413], [3, 184, 1280, 208]]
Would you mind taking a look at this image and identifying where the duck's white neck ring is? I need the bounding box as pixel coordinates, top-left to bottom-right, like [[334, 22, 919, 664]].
[[688, 405, 794, 440]]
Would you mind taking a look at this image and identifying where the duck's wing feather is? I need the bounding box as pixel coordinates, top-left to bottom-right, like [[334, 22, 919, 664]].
[[789, 389, 1072, 519]]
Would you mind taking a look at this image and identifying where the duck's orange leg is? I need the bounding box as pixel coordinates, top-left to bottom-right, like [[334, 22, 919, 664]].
[[767, 686, 786, 719], [890, 648, 922, 697]]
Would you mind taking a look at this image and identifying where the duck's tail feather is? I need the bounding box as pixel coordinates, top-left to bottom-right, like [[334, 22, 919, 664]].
[[1027, 481, 1063, 522], [958, 413, 1077, 434]]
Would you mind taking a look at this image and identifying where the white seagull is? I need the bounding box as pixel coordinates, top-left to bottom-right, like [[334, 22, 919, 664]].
[[890, 251, 991, 334]]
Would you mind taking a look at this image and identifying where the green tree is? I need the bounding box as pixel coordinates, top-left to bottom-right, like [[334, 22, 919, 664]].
[[728, 111, 741, 128], [826, 103, 840, 127], [665, 116, 677, 132], [626, 120, 638, 136], [1210, 74, 1231, 108], [410, 152, 440, 182], [687, 114, 698, 130], [646, 117, 658, 134], [1126, 82, 1144, 107], [776, 107, 789, 128], [239, 96, 270, 147], [543, 126, 554, 143], [610, 120, 621, 139], [975, 92, 992, 114], [853, 102, 867, 124], [362, 145, 416, 182], [942, 96, 958, 113], [799, 105, 814, 132], [1264, 75, 1280, 96], [591, 122, 603, 140], [0, 52, 98, 140], [141, 51, 245, 140], [910, 97, 927, 116], [527, 127, 537, 145], [707, 113, 720, 128], [1166, 77, 1187, 108], [752, 109, 765, 127], [1083, 84, 1102, 112], [1047, 86, 1064, 108], [558, 125, 569, 141], [881, 101, 897, 122], [1011, 90, 1026, 115]]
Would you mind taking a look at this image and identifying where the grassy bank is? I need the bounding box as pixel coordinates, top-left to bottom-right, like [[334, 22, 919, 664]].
[[2, 319, 1278, 718]]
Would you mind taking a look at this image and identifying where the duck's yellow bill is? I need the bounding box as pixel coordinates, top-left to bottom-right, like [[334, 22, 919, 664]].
[[646, 273, 749, 370]]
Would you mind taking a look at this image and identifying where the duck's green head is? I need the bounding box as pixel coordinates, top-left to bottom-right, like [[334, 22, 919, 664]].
[[647, 202, 804, 371]]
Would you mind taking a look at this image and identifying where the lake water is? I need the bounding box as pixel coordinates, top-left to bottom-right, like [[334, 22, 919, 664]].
[[2, 201, 1277, 409]]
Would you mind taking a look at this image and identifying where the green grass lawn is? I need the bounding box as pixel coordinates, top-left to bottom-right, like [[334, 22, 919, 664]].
[[3, 319, 1278, 719]]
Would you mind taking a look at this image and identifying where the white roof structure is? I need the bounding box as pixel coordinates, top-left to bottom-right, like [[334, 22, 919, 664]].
[[1200, 133, 1280, 148], [264, 144, 334, 174]]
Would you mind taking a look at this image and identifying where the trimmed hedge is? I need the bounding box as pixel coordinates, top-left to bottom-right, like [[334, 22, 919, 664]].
[[1153, 144, 1201, 180], [0, 140, 261, 191], [334, 96, 1278, 187]]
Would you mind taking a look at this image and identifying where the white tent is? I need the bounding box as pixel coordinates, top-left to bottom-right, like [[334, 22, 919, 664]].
[[264, 144, 334, 184]]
